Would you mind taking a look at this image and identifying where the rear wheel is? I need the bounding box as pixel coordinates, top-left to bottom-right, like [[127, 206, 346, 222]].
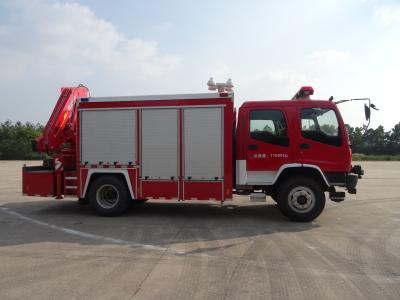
[[276, 177, 325, 222], [132, 199, 148, 205], [78, 197, 89, 206], [270, 191, 277, 203], [89, 175, 130, 216]]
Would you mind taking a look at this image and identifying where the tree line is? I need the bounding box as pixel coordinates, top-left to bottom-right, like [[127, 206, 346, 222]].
[[0, 121, 46, 160], [0, 120, 399, 160], [345, 123, 400, 155]]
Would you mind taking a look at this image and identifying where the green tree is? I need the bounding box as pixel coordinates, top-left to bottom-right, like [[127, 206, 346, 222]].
[[0, 121, 45, 159], [345, 122, 400, 155], [386, 122, 400, 155], [345, 124, 364, 153], [362, 126, 386, 154]]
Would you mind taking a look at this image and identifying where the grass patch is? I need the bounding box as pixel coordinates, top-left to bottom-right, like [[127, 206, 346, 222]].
[[352, 154, 400, 161]]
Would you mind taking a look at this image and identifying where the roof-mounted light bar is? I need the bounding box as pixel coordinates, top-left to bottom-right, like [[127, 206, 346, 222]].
[[292, 86, 314, 100]]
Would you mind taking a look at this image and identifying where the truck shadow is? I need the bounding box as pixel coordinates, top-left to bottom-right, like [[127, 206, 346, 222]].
[[0, 199, 320, 251]]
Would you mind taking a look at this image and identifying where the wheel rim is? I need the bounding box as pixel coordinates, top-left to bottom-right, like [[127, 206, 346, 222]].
[[287, 186, 315, 213], [96, 184, 119, 209]]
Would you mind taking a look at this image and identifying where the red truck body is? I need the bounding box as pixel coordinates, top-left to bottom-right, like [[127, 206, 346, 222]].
[[23, 84, 361, 221]]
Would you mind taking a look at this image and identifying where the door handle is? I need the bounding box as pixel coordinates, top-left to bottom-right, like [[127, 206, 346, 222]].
[[300, 143, 310, 149], [248, 144, 258, 150]]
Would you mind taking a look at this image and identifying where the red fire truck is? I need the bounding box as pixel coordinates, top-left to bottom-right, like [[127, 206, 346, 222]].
[[22, 80, 364, 221]]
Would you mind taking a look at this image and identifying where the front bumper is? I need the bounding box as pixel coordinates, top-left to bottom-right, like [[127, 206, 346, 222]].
[[346, 164, 364, 194], [346, 173, 358, 194], [327, 165, 363, 201]]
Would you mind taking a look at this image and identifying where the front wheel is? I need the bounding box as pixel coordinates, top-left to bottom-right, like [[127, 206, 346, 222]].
[[276, 177, 325, 222], [89, 175, 130, 216]]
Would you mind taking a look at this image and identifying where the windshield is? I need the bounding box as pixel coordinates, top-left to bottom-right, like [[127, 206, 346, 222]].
[[301, 108, 342, 146]]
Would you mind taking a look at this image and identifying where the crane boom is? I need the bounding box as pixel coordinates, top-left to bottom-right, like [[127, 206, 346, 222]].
[[34, 85, 89, 155]]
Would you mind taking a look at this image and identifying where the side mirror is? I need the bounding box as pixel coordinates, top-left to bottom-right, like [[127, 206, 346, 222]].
[[364, 104, 370, 121]]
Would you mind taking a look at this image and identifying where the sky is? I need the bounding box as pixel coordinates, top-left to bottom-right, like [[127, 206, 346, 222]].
[[0, 0, 399, 130]]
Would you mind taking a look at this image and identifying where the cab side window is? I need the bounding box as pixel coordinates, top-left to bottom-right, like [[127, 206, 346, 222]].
[[301, 108, 342, 146], [250, 110, 289, 147]]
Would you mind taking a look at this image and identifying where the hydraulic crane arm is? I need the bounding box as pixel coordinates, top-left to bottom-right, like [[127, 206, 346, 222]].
[[34, 85, 89, 154]]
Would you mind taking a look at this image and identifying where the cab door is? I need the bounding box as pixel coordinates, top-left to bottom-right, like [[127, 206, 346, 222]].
[[297, 105, 350, 171], [245, 108, 294, 176]]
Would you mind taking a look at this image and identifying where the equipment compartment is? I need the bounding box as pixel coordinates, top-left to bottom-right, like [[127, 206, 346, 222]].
[[22, 166, 55, 197]]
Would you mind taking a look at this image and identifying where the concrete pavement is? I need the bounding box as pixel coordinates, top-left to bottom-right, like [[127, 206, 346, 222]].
[[0, 161, 399, 299]]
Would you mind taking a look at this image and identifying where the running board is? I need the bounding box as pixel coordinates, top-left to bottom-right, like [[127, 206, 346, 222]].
[[250, 193, 266, 202], [329, 188, 345, 202]]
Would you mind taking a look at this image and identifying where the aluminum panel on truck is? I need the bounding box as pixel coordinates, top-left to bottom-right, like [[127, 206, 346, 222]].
[[141, 108, 179, 179], [183, 107, 223, 180], [80, 109, 136, 165]]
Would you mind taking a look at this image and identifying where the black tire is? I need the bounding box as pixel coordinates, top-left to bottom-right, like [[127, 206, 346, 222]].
[[132, 199, 148, 205], [78, 197, 90, 206], [88, 175, 130, 217], [276, 177, 325, 222], [270, 191, 277, 203]]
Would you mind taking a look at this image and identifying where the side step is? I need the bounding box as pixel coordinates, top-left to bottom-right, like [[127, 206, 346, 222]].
[[64, 171, 78, 196], [329, 188, 345, 202], [235, 189, 250, 195], [250, 192, 266, 202]]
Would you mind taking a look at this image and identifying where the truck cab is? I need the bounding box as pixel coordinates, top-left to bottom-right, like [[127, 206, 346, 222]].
[[235, 86, 361, 221]]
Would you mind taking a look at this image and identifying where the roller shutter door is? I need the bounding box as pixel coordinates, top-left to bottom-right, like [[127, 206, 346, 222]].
[[141, 108, 179, 179], [80, 109, 136, 165], [183, 107, 223, 180]]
